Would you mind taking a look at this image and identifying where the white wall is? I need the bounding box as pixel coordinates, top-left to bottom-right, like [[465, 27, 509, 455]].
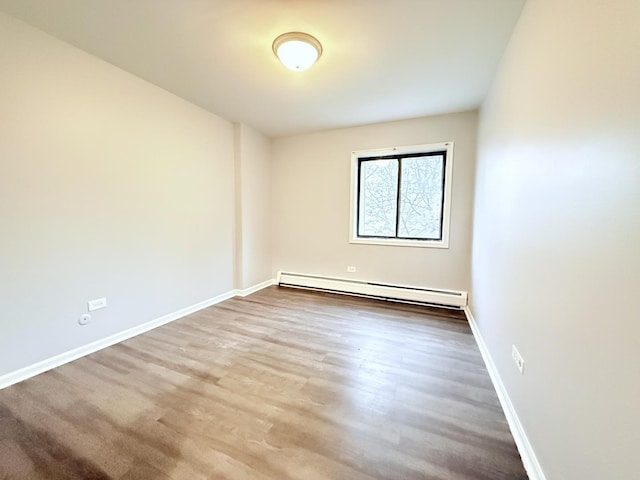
[[272, 112, 477, 291], [234, 123, 272, 290], [0, 13, 235, 377], [472, 1, 640, 479]]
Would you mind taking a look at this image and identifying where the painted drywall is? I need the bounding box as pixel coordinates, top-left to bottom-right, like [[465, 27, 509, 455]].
[[0, 13, 235, 377], [472, 0, 640, 479], [234, 123, 272, 290], [271, 112, 477, 291]]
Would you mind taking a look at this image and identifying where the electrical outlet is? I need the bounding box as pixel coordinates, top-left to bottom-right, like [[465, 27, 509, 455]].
[[512, 345, 525, 374], [347, 266, 356, 273], [88, 297, 107, 311]]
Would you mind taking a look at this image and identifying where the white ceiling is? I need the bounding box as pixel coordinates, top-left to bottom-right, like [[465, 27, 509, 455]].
[[0, 0, 525, 137]]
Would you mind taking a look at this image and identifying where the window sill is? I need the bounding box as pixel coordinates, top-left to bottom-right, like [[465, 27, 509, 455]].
[[349, 237, 449, 249]]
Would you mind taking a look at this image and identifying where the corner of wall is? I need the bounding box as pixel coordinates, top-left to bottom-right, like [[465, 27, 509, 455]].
[[464, 307, 547, 480], [233, 123, 244, 290]]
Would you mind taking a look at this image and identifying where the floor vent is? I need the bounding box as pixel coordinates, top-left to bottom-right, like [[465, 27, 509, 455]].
[[277, 271, 467, 309]]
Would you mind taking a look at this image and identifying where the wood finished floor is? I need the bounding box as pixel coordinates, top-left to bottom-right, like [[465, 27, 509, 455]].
[[0, 287, 527, 480]]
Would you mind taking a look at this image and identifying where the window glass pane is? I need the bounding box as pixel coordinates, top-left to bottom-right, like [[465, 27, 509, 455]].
[[358, 159, 398, 237], [398, 155, 444, 239]]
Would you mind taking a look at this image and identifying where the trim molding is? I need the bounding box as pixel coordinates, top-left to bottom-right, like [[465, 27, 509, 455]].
[[464, 306, 547, 480], [0, 279, 276, 390], [235, 278, 276, 297]]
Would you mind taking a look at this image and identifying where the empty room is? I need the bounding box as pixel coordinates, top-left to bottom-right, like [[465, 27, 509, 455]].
[[0, 1, 638, 479]]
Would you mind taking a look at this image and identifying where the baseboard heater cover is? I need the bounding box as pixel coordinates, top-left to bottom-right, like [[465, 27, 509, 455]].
[[277, 271, 467, 308]]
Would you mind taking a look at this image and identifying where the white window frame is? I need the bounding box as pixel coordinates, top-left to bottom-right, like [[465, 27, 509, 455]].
[[349, 142, 454, 249]]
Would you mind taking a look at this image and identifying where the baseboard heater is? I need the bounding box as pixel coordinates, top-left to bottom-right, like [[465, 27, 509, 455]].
[[277, 271, 467, 309]]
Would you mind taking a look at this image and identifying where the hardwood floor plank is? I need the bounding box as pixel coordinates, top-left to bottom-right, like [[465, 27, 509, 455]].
[[0, 286, 527, 479]]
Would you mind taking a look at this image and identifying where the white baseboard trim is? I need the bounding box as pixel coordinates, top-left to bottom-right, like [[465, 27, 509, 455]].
[[464, 306, 547, 480], [235, 278, 276, 297], [0, 282, 275, 391]]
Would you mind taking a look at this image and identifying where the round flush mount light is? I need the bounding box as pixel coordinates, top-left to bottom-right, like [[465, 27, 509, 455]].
[[272, 32, 322, 71]]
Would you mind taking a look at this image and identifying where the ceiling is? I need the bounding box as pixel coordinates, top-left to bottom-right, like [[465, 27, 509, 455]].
[[0, 0, 525, 137]]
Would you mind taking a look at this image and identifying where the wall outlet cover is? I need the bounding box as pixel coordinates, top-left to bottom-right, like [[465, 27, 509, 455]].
[[88, 298, 107, 311], [512, 344, 525, 374]]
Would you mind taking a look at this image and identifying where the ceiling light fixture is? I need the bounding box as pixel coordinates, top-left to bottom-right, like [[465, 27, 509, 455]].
[[272, 32, 322, 72]]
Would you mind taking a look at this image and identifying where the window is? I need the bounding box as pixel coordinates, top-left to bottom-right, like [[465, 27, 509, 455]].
[[350, 142, 453, 248]]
